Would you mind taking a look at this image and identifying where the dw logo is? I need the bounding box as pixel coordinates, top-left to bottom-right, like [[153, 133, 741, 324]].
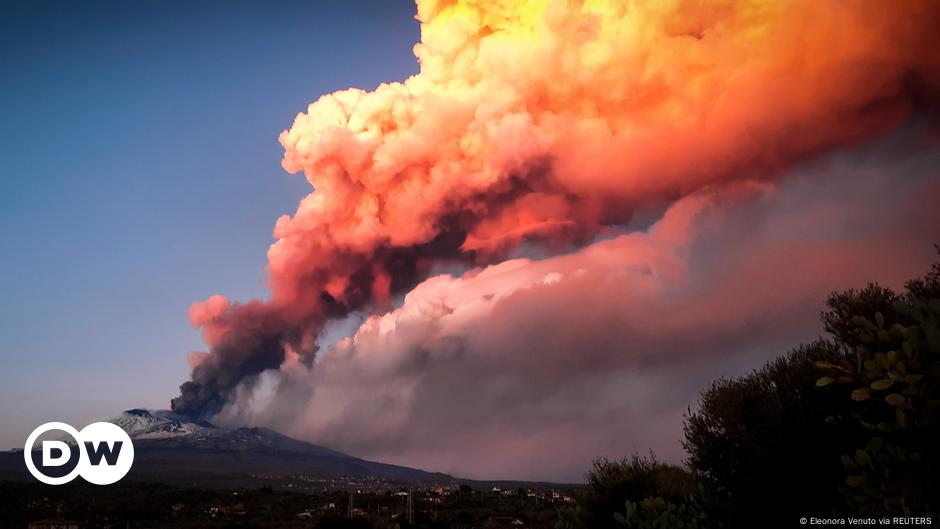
[[24, 422, 134, 485]]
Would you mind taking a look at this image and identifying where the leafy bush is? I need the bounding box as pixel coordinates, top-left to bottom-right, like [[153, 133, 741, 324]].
[[682, 340, 861, 525], [580, 454, 696, 529], [614, 485, 715, 529]]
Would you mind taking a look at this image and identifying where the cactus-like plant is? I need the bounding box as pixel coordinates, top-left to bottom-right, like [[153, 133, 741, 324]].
[[817, 262, 940, 515], [614, 486, 716, 529]]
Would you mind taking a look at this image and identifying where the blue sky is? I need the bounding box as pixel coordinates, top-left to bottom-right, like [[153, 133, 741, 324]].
[[0, 0, 419, 448]]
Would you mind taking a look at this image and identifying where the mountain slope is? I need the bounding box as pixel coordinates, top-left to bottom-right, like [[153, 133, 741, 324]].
[[0, 410, 454, 487], [110, 409, 347, 456]]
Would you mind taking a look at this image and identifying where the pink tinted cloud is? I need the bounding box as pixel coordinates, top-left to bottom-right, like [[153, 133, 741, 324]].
[[214, 149, 940, 481]]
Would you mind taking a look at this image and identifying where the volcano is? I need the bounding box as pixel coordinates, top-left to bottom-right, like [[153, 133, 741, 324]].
[[1, 410, 455, 488]]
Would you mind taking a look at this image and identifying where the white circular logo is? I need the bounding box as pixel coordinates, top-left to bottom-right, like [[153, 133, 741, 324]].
[[24, 421, 134, 485]]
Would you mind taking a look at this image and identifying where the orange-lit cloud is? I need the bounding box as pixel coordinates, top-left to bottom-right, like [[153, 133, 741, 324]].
[[173, 0, 940, 420]]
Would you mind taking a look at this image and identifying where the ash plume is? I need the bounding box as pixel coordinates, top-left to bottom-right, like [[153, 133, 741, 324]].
[[171, 0, 940, 419]]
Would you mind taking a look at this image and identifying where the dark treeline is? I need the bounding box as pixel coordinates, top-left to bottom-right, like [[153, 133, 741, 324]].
[[558, 250, 939, 529]]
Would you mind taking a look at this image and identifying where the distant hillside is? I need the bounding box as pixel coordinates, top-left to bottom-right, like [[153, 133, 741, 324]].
[[0, 409, 454, 488]]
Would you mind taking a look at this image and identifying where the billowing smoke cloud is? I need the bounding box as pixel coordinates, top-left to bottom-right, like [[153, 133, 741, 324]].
[[215, 149, 940, 481], [172, 0, 940, 419]]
